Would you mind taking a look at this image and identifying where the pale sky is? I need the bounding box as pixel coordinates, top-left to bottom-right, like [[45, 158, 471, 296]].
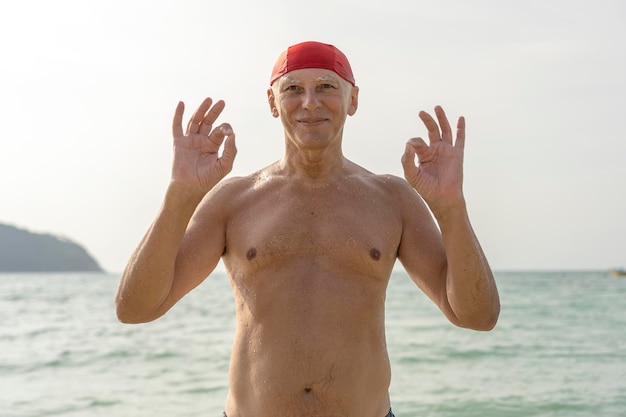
[[1, 0, 624, 273]]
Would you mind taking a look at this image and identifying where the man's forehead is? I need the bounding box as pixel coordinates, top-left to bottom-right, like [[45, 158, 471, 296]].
[[279, 69, 341, 84]]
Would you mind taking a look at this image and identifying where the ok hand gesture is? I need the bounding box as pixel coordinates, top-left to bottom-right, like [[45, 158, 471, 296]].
[[401, 106, 465, 215], [171, 97, 237, 196]]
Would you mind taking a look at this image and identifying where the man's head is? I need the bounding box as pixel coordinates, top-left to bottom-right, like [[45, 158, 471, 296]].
[[270, 41, 355, 87], [267, 41, 359, 148]]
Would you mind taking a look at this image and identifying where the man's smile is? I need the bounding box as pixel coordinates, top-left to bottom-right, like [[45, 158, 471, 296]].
[[298, 117, 328, 126]]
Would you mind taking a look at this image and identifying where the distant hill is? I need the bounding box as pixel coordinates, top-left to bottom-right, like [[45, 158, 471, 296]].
[[0, 223, 103, 272]]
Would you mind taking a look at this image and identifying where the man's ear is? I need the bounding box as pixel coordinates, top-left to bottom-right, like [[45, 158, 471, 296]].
[[347, 86, 359, 116], [267, 88, 279, 118]]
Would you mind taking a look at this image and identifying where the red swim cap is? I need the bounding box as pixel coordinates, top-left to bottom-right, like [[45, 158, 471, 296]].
[[270, 41, 355, 86]]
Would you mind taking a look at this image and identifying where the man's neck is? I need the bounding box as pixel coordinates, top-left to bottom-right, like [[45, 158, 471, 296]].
[[279, 146, 347, 186]]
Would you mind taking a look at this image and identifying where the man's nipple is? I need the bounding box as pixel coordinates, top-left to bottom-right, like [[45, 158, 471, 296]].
[[370, 248, 381, 261], [246, 247, 257, 260]]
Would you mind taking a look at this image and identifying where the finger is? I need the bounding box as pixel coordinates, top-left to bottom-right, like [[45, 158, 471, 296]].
[[198, 100, 226, 135], [435, 106, 453, 144], [172, 101, 185, 138], [186, 97, 214, 134], [455, 116, 466, 150], [206, 123, 232, 152], [402, 137, 428, 164], [418, 110, 442, 144]]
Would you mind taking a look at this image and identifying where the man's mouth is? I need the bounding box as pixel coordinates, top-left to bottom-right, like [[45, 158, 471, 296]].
[[298, 118, 327, 125]]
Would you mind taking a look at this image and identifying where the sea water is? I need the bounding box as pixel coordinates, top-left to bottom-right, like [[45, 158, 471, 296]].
[[1, 270, 624, 417]]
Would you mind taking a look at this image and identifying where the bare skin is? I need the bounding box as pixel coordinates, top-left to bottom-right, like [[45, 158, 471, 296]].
[[115, 68, 500, 417]]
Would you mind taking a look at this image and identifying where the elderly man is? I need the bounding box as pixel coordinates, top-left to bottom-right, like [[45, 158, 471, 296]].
[[115, 41, 500, 417]]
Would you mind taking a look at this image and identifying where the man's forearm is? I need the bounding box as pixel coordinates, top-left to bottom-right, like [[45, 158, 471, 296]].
[[435, 202, 500, 330], [115, 183, 204, 323]]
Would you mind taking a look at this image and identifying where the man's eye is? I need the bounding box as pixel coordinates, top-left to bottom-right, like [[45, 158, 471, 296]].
[[321, 84, 335, 89], [285, 85, 300, 91]]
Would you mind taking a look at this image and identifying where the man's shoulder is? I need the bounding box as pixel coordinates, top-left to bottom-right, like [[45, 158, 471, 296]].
[[350, 170, 427, 215], [350, 169, 415, 195], [204, 165, 280, 202], [213, 172, 258, 190]]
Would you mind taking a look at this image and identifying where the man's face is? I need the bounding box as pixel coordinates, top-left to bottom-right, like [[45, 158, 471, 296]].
[[268, 68, 359, 151]]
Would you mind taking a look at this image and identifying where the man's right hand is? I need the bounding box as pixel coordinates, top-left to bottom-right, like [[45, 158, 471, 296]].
[[171, 97, 237, 196]]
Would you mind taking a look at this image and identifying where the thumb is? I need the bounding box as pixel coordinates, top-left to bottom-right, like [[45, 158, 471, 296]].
[[401, 143, 415, 171], [219, 131, 237, 174], [401, 141, 419, 183]]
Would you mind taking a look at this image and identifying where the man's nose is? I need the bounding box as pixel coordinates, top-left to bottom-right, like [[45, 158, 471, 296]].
[[302, 89, 321, 110]]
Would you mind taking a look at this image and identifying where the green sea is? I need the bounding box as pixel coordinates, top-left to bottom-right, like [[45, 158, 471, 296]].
[[1, 270, 624, 416]]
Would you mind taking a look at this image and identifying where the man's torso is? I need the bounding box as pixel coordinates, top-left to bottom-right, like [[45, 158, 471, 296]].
[[209, 165, 413, 417]]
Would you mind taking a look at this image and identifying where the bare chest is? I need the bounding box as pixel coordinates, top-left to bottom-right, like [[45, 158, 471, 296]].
[[223, 182, 402, 275]]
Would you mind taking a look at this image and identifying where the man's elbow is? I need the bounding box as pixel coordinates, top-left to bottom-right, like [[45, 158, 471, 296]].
[[470, 311, 499, 331], [115, 301, 140, 324], [115, 297, 158, 324], [471, 304, 500, 331], [453, 302, 500, 331]]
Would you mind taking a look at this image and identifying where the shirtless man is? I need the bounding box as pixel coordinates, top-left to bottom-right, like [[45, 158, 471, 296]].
[[115, 41, 500, 417]]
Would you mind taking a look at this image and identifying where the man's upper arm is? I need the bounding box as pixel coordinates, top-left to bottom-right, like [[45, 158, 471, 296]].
[[395, 181, 451, 312], [157, 185, 231, 313]]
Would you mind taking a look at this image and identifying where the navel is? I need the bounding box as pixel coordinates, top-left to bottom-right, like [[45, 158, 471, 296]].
[[304, 387, 312, 393], [370, 248, 381, 261], [246, 247, 257, 261]]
